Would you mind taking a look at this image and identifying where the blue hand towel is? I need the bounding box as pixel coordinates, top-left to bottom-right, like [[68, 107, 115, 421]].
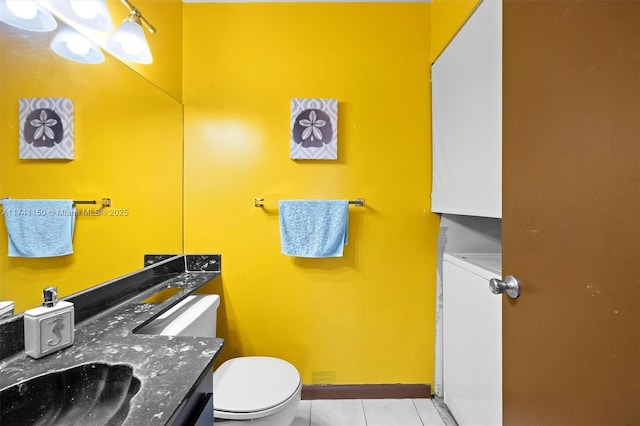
[[279, 200, 349, 258], [2, 199, 76, 258]]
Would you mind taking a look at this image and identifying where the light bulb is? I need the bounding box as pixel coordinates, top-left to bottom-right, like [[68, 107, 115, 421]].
[[122, 39, 144, 56], [6, 1, 38, 19], [70, 0, 98, 19], [50, 24, 104, 64], [47, 0, 113, 32], [67, 38, 91, 55], [105, 16, 152, 63]]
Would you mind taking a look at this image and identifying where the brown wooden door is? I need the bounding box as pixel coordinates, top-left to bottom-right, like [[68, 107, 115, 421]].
[[502, 1, 640, 425]]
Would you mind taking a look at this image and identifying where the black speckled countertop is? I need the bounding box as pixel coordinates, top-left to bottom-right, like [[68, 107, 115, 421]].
[[0, 254, 224, 425]]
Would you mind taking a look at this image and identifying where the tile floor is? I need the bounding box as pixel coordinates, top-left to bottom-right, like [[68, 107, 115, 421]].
[[292, 398, 455, 426]]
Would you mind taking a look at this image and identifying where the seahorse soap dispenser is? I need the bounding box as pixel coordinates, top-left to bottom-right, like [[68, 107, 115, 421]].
[[24, 287, 74, 359]]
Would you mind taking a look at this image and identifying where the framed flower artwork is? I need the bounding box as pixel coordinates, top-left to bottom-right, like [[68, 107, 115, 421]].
[[290, 98, 337, 160], [19, 97, 74, 160]]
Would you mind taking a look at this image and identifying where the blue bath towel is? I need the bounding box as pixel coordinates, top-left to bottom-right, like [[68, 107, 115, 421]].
[[2, 199, 76, 257], [279, 200, 349, 258]]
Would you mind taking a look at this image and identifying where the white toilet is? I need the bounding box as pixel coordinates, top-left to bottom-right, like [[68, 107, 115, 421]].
[[141, 294, 302, 426]]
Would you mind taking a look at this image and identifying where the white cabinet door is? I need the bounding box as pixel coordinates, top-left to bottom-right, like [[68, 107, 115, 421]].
[[443, 253, 502, 426], [431, 0, 502, 218]]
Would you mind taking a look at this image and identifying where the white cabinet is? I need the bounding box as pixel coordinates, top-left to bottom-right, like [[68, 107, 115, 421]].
[[431, 0, 502, 218], [443, 253, 502, 426]]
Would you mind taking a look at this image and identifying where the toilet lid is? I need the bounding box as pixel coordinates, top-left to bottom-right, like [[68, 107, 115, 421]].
[[213, 356, 300, 413]]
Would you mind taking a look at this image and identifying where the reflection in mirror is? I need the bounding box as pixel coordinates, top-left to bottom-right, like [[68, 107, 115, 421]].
[[96, 0, 184, 103], [0, 0, 184, 102], [0, 10, 184, 317], [50, 24, 106, 64]]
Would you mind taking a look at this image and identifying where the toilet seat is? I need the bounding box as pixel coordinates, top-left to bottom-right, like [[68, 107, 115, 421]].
[[213, 356, 301, 421]]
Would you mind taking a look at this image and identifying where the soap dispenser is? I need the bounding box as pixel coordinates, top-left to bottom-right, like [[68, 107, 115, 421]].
[[24, 287, 74, 359]]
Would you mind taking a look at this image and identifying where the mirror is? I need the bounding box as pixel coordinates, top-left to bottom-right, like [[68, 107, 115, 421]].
[[96, 0, 184, 103], [0, 8, 184, 316]]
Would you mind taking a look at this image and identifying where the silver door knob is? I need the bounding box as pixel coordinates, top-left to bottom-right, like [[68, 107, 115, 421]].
[[489, 275, 521, 299]]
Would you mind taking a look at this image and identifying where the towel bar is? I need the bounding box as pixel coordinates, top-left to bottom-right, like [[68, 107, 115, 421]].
[[2, 198, 111, 209], [255, 198, 364, 208], [73, 198, 111, 208]]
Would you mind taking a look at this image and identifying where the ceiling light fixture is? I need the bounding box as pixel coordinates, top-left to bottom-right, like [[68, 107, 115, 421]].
[[50, 24, 105, 64], [0, 0, 57, 32], [105, 0, 155, 64], [47, 0, 114, 32]]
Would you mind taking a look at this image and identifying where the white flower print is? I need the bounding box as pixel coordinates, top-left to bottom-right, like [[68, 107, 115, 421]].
[[298, 110, 326, 142], [30, 110, 58, 141]]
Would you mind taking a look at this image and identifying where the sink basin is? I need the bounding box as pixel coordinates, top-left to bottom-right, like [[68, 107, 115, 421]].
[[1, 363, 141, 426]]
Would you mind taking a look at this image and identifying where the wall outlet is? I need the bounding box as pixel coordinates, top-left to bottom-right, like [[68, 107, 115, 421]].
[[312, 371, 336, 384]]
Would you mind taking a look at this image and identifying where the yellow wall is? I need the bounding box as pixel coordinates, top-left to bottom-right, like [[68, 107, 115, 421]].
[[183, 3, 439, 385], [0, 0, 481, 387], [0, 23, 183, 312], [431, 0, 481, 62]]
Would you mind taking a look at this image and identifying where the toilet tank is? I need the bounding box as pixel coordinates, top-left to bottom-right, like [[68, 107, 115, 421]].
[[136, 294, 220, 338]]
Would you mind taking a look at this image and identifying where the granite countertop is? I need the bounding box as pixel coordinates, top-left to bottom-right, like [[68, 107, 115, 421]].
[[0, 255, 224, 425]]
